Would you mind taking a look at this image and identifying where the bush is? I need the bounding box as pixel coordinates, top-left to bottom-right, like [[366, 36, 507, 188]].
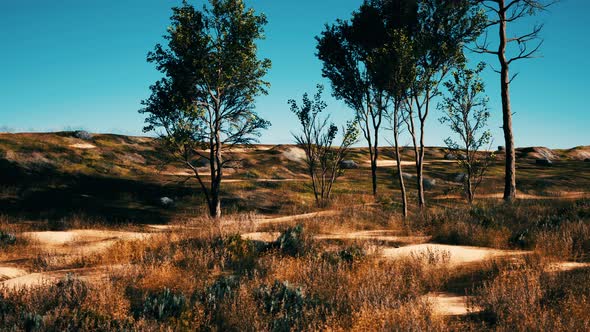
[[257, 281, 308, 331], [0, 231, 16, 246], [73, 130, 93, 140], [274, 224, 316, 257], [141, 288, 187, 321], [217, 234, 259, 273]]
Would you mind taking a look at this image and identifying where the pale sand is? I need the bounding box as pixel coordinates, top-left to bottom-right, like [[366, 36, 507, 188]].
[[69, 143, 96, 149], [426, 292, 478, 316], [0, 267, 28, 281], [381, 243, 528, 266], [315, 230, 430, 245], [241, 232, 281, 242]]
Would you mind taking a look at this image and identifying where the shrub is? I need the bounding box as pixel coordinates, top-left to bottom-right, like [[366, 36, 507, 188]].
[[141, 288, 187, 321], [256, 281, 309, 331], [0, 231, 16, 246], [73, 130, 93, 140], [275, 224, 316, 257]]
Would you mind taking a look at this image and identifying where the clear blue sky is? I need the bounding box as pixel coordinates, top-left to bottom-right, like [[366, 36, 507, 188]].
[[0, 0, 588, 148]]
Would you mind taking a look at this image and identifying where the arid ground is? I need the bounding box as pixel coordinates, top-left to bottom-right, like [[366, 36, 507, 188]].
[[0, 132, 589, 330]]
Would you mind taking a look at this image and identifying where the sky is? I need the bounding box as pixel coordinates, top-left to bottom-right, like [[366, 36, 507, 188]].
[[0, 0, 588, 148]]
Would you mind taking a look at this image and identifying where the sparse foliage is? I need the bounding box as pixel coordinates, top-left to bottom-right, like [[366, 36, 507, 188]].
[[471, 0, 557, 202], [403, 0, 485, 209], [289, 85, 359, 207], [439, 62, 495, 203]]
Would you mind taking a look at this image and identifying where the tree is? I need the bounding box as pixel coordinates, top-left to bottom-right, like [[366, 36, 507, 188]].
[[439, 62, 495, 203], [316, 1, 392, 196], [139, 0, 271, 219], [471, 0, 556, 202], [289, 85, 359, 207], [382, 30, 417, 219], [404, 0, 484, 209]]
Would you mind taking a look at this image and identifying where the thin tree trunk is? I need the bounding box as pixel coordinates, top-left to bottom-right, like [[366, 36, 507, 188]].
[[393, 107, 408, 218], [498, 0, 517, 202], [371, 145, 378, 196]]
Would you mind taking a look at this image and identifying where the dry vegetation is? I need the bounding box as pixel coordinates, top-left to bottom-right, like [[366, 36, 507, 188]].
[[0, 132, 589, 331]]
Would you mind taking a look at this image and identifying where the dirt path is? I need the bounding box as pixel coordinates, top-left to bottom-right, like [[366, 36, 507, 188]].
[[1, 265, 124, 289], [23, 230, 151, 254], [434, 191, 589, 201], [381, 243, 529, 266]]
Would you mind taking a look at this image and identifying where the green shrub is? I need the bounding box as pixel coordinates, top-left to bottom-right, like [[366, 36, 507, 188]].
[[0, 231, 16, 246], [275, 224, 315, 257], [141, 288, 187, 321], [256, 281, 308, 332]]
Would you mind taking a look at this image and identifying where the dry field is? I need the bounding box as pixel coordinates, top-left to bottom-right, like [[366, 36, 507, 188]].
[[0, 132, 589, 331]]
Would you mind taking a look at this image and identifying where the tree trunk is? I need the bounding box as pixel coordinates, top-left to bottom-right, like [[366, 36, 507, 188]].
[[393, 109, 408, 218], [417, 118, 426, 209], [498, 1, 517, 202], [371, 145, 378, 196]]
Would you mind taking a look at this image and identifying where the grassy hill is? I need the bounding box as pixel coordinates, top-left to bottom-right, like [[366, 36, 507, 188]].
[[0, 131, 588, 225]]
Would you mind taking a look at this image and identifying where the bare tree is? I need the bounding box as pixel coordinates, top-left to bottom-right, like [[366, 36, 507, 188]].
[[439, 62, 495, 203], [471, 0, 556, 202], [289, 86, 359, 207]]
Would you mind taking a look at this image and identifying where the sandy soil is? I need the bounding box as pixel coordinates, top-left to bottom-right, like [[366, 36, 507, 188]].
[[0, 267, 28, 281], [427, 292, 477, 316], [1, 265, 123, 289], [434, 191, 589, 201], [381, 243, 528, 266], [315, 230, 430, 245], [241, 232, 281, 242], [23, 230, 151, 254], [362, 159, 459, 167], [69, 143, 97, 149]]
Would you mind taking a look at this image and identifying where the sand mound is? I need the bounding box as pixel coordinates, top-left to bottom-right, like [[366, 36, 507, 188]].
[[382, 244, 527, 266]]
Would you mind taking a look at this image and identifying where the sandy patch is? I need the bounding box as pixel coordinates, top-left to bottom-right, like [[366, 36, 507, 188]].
[[1, 265, 123, 289], [69, 143, 96, 149], [242, 232, 281, 242], [0, 267, 28, 281], [257, 209, 341, 226], [434, 191, 589, 201], [382, 244, 528, 266], [426, 292, 478, 316], [546, 261, 590, 272], [315, 230, 430, 245], [23, 230, 150, 254]]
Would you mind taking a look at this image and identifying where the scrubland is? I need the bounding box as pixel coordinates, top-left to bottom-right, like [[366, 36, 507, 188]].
[[0, 132, 589, 331]]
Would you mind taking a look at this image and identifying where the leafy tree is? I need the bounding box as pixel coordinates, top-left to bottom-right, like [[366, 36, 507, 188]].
[[471, 0, 557, 202], [289, 86, 359, 207], [404, 0, 484, 209], [139, 0, 271, 219], [316, 1, 392, 196], [376, 0, 420, 219], [439, 62, 495, 203]]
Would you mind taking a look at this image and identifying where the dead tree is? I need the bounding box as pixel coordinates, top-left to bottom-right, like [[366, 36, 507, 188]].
[[471, 0, 556, 202]]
